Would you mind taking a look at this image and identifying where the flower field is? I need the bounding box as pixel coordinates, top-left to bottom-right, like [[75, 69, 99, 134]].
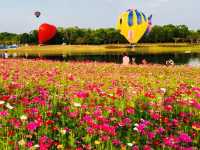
[[0, 59, 200, 150]]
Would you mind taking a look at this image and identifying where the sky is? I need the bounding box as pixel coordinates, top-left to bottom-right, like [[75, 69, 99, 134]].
[[0, 0, 199, 33]]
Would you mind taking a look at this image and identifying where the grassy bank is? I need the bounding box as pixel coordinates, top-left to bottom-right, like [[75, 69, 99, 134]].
[[3, 43, 200, 56]]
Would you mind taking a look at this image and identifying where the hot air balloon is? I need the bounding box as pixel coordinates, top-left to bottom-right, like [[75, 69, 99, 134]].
[[34, 11, 41, 18], [116, 9, 152, 44], [38, 23, 57, 44], [146, 15, 153, 34]]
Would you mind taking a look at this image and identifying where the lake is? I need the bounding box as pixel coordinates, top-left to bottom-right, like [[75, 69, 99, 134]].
[[7, 51, 200, 67]]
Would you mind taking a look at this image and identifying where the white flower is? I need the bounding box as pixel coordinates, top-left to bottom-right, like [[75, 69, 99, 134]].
[[73, 102, 81, 107], [60, 128, 66, 135], [0, 101, 5, 105], [134, 123, 139, 127], [30, 144, 40, 150], [6, 103, 14, 110], [127, 143, 133, 147], [133, 127, 138, 131], [160, 88, 166, 93], [18, 139, 26, 146], [34, 144, 40, 148], [20, 115, 27, 121], [108, 93, 114, 96]]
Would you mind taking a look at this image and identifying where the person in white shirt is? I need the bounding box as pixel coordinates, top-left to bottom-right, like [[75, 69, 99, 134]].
[[4, 51, 8, 59], [122, 53, 130, 65]]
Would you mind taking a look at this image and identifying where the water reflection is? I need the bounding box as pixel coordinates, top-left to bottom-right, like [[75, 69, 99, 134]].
[[3, 51, 200, 66], [188, 58, 200, 67]]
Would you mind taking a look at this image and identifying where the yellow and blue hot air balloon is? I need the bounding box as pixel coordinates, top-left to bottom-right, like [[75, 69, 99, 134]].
[[116, 9, 152, 44]]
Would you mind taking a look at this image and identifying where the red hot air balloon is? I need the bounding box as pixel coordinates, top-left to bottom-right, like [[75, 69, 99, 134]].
[[38, 23, 57, 44]]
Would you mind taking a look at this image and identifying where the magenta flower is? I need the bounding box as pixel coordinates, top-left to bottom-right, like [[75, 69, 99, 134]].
[[87, 127, 95, 135], [178, 133, 192, 143], [164, 105, 173, 111], [147, 131, 155, 139], [39, 136, 53, 150], [26, 141, 33, 148], [156, 127, 165, 134], [196, 93, 200, 98], [100, 135, 110, 142], [76, 91, 89, 99], [163, 136, 178, 147], [26, 122, 38, 132], [9, 118, 21, 128], [192, 87, 200, 93], [150, 112, 160, 120], [0, 110, 8, 116], [68, 111, 78, 118], [194, 103, 200, 110], [112, 139, 121, 146], [126, 107, 135, 114]]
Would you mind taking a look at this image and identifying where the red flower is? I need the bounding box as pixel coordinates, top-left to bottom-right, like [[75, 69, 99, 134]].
[[8, 130, 15, 137], [144, 92, 156, 99], [1, 95, 10, 101], [164, 105, 173, 111]]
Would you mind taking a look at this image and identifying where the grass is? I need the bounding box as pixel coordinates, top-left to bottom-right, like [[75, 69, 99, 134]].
[[3, 43, 200, 56]]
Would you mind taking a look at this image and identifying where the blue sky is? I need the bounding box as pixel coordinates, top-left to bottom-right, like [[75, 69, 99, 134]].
[[0, 0, 199, 33]]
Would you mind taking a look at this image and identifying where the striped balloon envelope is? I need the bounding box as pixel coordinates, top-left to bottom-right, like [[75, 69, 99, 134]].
[[116, 9, 152, 44]]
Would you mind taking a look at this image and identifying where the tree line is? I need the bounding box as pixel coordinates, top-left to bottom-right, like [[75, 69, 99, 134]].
[[0, 24, 200, 45]]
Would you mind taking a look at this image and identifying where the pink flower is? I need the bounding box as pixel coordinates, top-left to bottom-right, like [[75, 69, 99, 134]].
[[76, 91, 89, 99], [196, 93, 200, 98], [86, 127, 95, 135], [93, 108, 102, 116], [192, 87, 200, 93], [194, 103, 200, 110], [132, 145, 139, 150], [164, 97, 174, 104], [116, 88, 123, 97], [164, 105, 173, 111], [147, 132, 155, 139], [0, 110, 8, 116], [68, 112, 78, 118], [143, 145, 151, 150], [100, 135, 110, 142], [178, 133, 192, 143], [39, 136, 53, 150], [150, 113, 160, 120], [26, 122, 38, 132], [68, 73, 75, 81], [122, 118, 132, 126], [112, 139, 121, 146], [156, 127, 165, 134], [163, 136, 179, 147], [26, 141, 33, 148], [126, 108, 135, 115], [9, 118, 21, 128]]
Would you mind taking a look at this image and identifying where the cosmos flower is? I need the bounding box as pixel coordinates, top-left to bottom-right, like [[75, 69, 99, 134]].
[[178, 133, 192, 143], [26, 122, 38, 132], [6, 103, 14, 110], [73, 102, 81, 107], [0, 101, 5, 105], [0, 110, 8, 116], [20, 115, 28, 121]]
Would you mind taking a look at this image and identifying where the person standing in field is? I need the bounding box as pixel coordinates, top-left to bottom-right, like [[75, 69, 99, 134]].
[[4, 51, 8, 59], [122, 53, 130, 65]]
